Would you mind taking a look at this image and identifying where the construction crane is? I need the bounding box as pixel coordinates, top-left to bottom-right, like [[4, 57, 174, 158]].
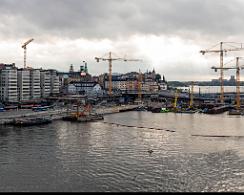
[[189, 82, 194, 109], [212, 57, 244, 110], [95, 52, 142, 96], [173, 89, 179, 110], [200, 42, 244, 104], [22, 38, 34, 69], [138, 69, 143, 102]]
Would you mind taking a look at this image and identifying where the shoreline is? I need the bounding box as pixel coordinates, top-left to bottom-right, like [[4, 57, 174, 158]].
[[0, 104, 139, 125]]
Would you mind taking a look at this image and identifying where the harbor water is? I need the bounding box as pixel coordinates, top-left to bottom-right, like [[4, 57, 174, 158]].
[[1, 111, 244, 192]]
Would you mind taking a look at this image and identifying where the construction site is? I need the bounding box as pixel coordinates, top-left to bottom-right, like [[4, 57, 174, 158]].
[[2, 39, 244, 127]]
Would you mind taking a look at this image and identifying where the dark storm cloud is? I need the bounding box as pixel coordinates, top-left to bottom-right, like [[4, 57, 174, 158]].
[[0, 0, 244, 40]]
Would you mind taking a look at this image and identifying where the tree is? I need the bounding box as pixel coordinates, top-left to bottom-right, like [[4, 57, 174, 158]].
[[155, 74, 161, 82]]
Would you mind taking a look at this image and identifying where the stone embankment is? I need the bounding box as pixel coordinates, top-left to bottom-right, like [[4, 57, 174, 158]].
[[0, 109, 68, 125], [95, 105, 139, 115], [0, 105, 139, 125]]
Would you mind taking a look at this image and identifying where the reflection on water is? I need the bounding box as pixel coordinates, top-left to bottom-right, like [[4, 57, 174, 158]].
[[0, 112, 244, 192]]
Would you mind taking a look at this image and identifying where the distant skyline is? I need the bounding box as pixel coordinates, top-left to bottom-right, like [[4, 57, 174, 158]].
[[1, 0, 244, 81]]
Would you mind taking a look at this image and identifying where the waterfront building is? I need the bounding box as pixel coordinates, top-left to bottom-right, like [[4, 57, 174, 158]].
[[41, 69, 60, 97], [17, 69, 31, 101], [0, 63, 18, 103], [30, 69, 41, 99], [67, 81, 102, 95], [103, 70, 162, 93], [40, 70, 51, 98], [50, 70, 60, 96], [104, 78, 127, 92]]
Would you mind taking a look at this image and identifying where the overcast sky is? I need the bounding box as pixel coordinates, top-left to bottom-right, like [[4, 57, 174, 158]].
[[1, 0, 244, 81]]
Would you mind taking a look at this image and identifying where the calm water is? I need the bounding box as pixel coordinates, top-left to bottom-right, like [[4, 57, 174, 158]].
[[1, 111, 244, 192]]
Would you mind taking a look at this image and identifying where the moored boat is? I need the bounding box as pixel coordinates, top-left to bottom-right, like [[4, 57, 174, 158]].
[[228, 109, 242, 115], [160, 108, 170, 113]]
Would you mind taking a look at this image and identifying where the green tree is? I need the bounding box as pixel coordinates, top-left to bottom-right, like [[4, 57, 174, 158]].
[[155, 74, 161, 82]]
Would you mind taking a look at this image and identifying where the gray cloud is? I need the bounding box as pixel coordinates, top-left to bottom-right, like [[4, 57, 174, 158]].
[[1, 0, 244, 81], [0, 0, 244, 40]]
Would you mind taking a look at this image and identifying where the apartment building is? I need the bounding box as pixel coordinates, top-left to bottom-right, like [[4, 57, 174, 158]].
[[0, 63, 18, 103], [30, 69, 41, 99], [41, 70, 60, 97], [50, 70, 60, 95], [17, 69, 31, 101], [40, 70, 51, 98]]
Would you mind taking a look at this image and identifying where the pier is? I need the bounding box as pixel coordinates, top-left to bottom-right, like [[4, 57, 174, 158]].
[[0, 104, 140, 125]]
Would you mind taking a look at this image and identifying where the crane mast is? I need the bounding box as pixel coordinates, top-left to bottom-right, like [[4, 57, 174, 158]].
[[174, 89, 179, 110], [95, 52, 142, 97], [108, 52, 113, 96], [236, 57, 241, 110], [189, 82, 194, 109], [200, 42, 244, 104], [220, 42, 224, 104], [22, 38, 34, 69], [138, 69, 142, 101]]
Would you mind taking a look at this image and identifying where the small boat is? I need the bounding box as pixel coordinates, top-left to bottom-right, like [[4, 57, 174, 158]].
[[12, 117, 52, 127], [228, 109, 242, 115], [135, 106, 147, 111], [151, 107, 161, 113], [62, 115, 78, 121], [160, 108, 170, 113]]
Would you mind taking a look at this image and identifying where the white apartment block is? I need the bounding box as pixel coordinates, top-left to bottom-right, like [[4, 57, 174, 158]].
[[0, 64, 18, 103], [40, 70, 51, 98], [0, 64, 61, 103], [50, 70, 60, 95], [30, 69, 41, 99], [18, 69, 31, 101]]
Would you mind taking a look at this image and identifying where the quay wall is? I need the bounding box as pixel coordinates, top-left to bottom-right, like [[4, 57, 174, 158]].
[[0, 105, 139, 125]]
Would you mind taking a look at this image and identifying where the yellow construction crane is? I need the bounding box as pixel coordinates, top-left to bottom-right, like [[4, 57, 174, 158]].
[[22, 38, 34, 69], [138, 69, 143, 101], [200, 42, 244, 104], [173, 89, 179, 110], [212, 57, 244, 110], [189, 82, 194, 109], [95, 52, 142, 96]]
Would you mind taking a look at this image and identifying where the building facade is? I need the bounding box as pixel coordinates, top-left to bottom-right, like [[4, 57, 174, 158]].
[[17, 69, 31, 101], [40, 70, 51, 98], [50, 70, 60, 95], [30, 69, 41, 99], [0, 63, 18, 103]]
